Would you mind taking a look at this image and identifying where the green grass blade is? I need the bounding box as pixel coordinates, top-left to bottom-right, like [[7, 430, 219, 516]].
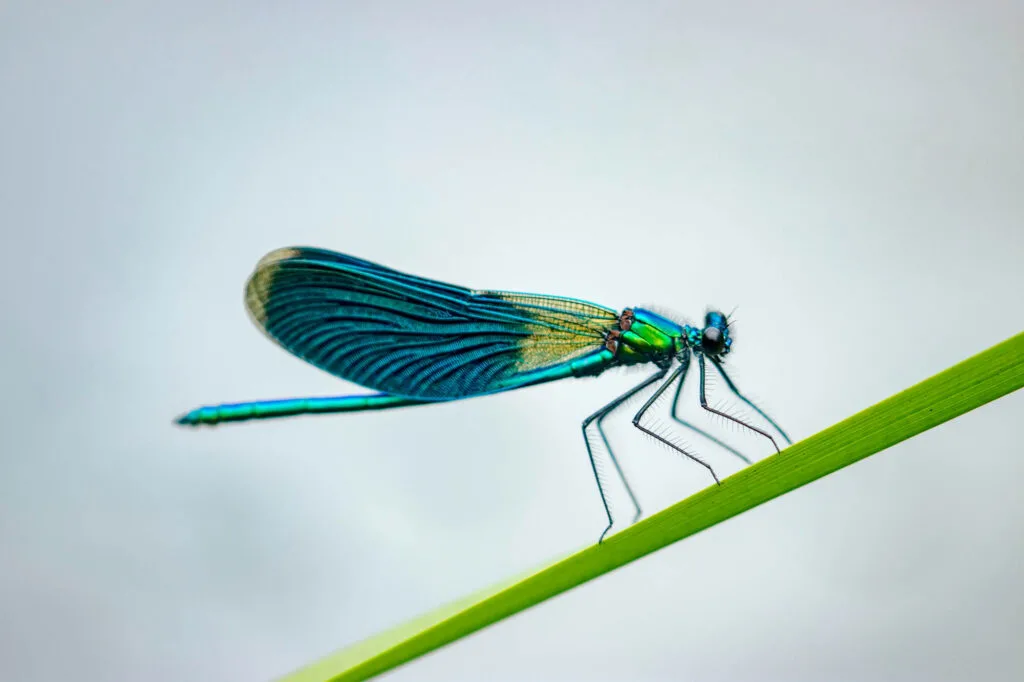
[[282, 332, 1024, 682]]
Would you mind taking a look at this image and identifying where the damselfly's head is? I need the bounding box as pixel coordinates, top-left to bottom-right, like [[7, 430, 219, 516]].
[[693, 310, 733, 360]]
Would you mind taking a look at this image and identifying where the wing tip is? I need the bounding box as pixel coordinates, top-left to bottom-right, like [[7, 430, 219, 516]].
[[254, 247, 303, 270], [246, 247, 304, 325]]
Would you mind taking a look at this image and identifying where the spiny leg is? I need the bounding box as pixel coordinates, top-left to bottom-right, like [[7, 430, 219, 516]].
[[582, 367, 668, 544], [697, 353, 782, 453], [594, 411, 642, 525], [592, 383, 662, 525], [631, 355, 721, 484], [669, 364, 753, 465], [711, 357, 793, 445]]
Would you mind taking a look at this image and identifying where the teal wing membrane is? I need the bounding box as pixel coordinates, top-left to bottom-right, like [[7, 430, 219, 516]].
[[245, 247, 619, 400]]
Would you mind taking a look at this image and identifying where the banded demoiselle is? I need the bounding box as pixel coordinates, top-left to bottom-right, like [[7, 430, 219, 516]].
[[176, 247, 791, 541]]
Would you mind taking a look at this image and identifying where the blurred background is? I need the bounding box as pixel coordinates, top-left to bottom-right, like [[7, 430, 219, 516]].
[[2, 1, 1022, 680]]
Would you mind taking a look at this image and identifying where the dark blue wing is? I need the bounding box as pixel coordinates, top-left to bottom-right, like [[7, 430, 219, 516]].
[[244, 247, 619, 399]]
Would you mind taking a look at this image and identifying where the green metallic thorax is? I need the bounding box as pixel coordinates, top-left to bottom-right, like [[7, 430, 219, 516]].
[[612, 307, 685, 366]]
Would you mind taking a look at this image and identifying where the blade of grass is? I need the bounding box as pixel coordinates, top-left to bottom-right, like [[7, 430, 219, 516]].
[[282, 331, 1024, 682]]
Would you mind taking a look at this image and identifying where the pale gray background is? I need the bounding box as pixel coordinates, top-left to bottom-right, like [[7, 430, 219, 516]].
[[1, 1, 1022, 681]]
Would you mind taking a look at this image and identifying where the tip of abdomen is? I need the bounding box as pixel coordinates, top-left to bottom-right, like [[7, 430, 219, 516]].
[[174, 408, 208, 426]]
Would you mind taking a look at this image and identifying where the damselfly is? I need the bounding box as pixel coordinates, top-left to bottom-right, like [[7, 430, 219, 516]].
[[177, 247, 791, 541]]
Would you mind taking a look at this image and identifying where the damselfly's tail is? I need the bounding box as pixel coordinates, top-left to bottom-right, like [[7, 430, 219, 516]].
[[174, 393, 432, 426]]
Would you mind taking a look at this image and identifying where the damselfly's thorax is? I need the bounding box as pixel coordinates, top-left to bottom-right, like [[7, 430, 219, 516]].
[[606, 308, 734, 366], [605, 308, 684, 366]]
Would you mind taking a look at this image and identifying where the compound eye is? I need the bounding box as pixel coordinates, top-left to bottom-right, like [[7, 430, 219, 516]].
[[702, 327, 724, 354]]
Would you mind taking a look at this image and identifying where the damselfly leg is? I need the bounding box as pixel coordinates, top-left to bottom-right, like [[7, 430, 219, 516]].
[[711, 357, 793, 445], [697, 353, 787, 453], [669, 371, 753, 465], [631, 354, 720, 485], [582, 367, 667, 543]]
